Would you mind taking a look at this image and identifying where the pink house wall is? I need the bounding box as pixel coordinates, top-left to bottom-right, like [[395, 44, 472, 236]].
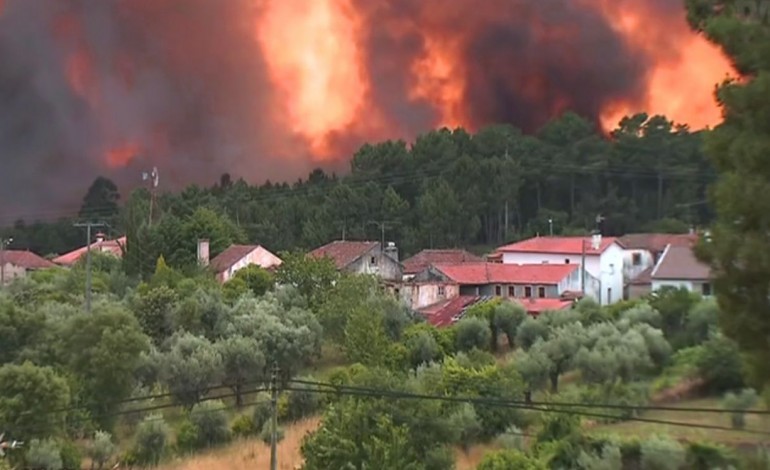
[[217, 247, 283, 283]]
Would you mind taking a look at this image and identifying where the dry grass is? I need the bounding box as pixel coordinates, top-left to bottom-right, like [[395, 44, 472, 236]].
[[157, 417, 320, 470], [589, 397, 770, 446]]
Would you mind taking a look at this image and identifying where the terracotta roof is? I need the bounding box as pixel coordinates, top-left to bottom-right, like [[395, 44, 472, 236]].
[[210, 245, 259, 273], [620, 233, 697, 254], [433, 262, 579, 285], [309, 240, 379, 269], [0, 250, 56, 270], [402, 249, 482, 275], [497, 236, 621, 255], [53, 236, 126, 266], [514, 298, 574, 315], [651, 245, 710, 281], [418, 296, 484, 327], [629, 266, 653, 285]]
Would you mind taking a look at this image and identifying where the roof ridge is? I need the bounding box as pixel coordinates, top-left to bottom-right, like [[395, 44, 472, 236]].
[[650, 243, 671, 278]]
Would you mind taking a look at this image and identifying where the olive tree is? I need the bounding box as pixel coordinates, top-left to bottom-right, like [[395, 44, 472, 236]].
[[160, 332, 223, 408]]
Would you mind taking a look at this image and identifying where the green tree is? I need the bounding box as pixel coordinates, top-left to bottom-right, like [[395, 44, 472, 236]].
[[343, 308, 393, 367], [476, 450, 547, 470], [232, 265, 274, 297], [79, 176, 120, 222], [132, 285, 178, 345], [25, 439, 63, 470], [87, 431, 117, 470], [0, 362, 69, 439], [133, 415, 169, 467], [275, 251, 339, 308], [58, 304, 150, 430], [216, 335, 266, 407], [161, 332, 223, 408], [454, 317, 492, 352]]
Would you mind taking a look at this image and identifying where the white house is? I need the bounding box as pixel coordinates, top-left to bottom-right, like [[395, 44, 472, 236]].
[[495, 235, 625, 305], [619, 233, 698, 285], [650, 244, 712, 297]]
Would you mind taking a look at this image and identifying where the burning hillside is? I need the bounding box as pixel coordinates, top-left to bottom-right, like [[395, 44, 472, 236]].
[[0, 0, 734, 216]]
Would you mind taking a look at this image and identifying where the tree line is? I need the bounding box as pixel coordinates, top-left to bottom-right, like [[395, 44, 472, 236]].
[[2, 111, 714, 274]]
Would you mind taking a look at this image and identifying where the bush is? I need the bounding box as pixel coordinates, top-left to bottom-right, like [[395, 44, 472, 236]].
[[640, 435, 685, 470], [454, 317, 492, 352], [283, 379, 322, 422], [259, 420, 284, 445], [686, 442, 737, 469], [477, 450, 546, 469], [25, 439, 62, 470], [252, 393, 273, 430], [696, 334, 745, 392], [175, 420, 199, 454], [58, 439, 82, 470], [405, 330, 442, 368], [231, 414, 255, 438], [447, 404, 483, 451], [577, 443, 622, 470], [723, 388, 759, 429], [189, 400, 231, 448], [87, 431, 116, 470], [424, 445, 456, 470], [134, 414, 170, 466]]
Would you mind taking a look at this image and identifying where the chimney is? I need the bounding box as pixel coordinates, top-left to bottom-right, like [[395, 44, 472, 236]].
[[95, 232, 105, 243], [197, 239, 210, 267], [591, 233, 602, 251], [384, 241, 399, 262]]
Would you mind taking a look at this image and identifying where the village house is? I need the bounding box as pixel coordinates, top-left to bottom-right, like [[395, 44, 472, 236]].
[[619, 232, 698, 287], [200, 240, 283, 283], [418, 295, 575, 329], [494, 235, 625, 305], [309, 240, 402, 281], [0, 249, 56, 285], [53, 233, 126, 266], [402, 262, 587, 311], [400, 249, 482, 280]]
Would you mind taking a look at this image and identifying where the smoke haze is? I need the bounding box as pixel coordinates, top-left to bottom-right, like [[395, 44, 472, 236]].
[[0, 0, 733, 220]]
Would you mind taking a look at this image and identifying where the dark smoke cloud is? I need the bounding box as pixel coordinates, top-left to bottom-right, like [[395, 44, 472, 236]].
[[0, 0, 675, 221]]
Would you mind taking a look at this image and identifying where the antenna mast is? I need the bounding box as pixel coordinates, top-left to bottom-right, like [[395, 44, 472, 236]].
[[142, 167, 160, 226]]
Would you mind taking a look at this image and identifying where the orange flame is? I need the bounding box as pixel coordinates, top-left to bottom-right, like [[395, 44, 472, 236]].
[[106, 143, 141, 167], [595, 1, 735, 130], [254, 0, 370, 158]]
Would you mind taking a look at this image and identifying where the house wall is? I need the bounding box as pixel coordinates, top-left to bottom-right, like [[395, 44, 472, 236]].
[[622, 249, 655, 282], [347, 248, 403, 281], [0, 263, 27, 285], [628, 283, 652, 300], [399, 283, 460, 310], [219, 247, 283, 283], [501, 244, 624, 305], [652, 279, 712, 297]]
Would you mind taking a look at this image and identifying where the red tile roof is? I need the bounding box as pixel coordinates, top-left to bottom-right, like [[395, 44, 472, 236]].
[[433, 262, 579, 285], [309, 240, 379, 269], [0, 250, 56, 270], [402, 249, 482, 275], [651, 245, 711, 281], [418, 296, 484, 327], [210, 245, 259, 273], [514, 298, 574, 315], [620, 233, 697, 254], [53, 236, 126, 266], [497, 236, 621, 255]]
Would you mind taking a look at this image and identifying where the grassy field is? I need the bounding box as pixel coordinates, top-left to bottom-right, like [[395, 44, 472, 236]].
[[156, 417, 319, 470], [589, 397, 770, 446]]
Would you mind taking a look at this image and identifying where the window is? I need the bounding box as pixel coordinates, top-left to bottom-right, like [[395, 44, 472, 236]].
[[565, 258, 570, 264], [438, 286, 446, 296], [537, 286, 546, 298], [508, 286, 515, 297], [702, 283, 712, 296], [370, 256, 377, 265], [632, 253, 642, 266], [524, 286, 533, 298], [495, 285, 502, 296]]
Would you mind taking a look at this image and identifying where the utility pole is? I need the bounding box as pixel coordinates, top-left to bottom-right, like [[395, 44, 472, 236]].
[[142, 167, 159, 226], [74, 222, 106, 313], [580, 237, 586, 295], [269, 362, 278, 470], [0, 237, 12, 288]]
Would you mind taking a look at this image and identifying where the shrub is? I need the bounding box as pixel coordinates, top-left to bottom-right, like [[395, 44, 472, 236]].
[[577, 443, 622, 470], [424, 445, 456, 470], [87, 431, 116, 470], [175, 420, 199, 453], [231, 414, 255, 438], [133, 414, 170, 466], [454, 317, 491, 352], [448, 404, 483, 451], [252, 393, 273, 430], [283, 379, 322, 422], [259, 420, 284, 445], [477, 450, 546, 470], [57, 439, 82, 470], [25, 439, 62, 470], [189, 400, 231, 448], [686, 442, 737, 469], [405, 330, 442, 368], [696, 334, 745, 392], [723, 388, 759, 429], [640, 435, 685, 470]]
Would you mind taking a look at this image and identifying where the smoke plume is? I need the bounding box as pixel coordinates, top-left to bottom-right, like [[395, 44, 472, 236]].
[[0, 0, 733, 220]]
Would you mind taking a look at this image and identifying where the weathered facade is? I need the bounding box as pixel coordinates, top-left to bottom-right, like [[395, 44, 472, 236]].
[[309, 240, 403, 281]]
